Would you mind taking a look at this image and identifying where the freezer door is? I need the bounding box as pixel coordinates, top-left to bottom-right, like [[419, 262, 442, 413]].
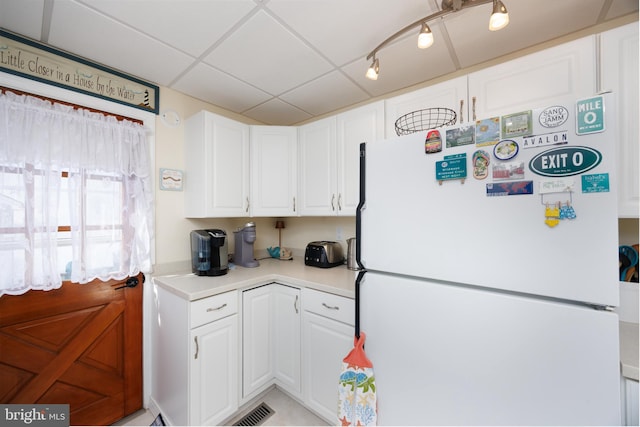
[[360, 272, 621, 426], [360, 95, 619, 307]]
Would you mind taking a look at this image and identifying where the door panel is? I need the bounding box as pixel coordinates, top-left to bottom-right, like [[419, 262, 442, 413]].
[[0, 274, 143, 426]]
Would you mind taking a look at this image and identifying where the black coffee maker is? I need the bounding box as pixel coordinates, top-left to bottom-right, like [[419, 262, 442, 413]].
[[190, 229, 229, 276]]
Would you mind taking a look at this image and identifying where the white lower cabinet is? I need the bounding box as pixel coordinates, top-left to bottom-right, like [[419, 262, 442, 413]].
[[242, 283, 301, 400], [152, 286, 238, 426], [302, 288, 355, 424]]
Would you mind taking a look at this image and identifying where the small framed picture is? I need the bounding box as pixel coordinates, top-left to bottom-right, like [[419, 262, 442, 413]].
[[159, 168, 183, 191]]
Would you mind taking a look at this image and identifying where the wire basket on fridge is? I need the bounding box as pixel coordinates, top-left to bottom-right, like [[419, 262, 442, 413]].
[[394, 108, 457, 136]]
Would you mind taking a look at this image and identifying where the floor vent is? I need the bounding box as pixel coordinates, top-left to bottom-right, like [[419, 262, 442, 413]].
[[233, 402, 274, 426]]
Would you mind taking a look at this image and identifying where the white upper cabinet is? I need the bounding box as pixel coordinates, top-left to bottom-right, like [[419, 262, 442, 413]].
[[250, 126, 298, 217], [299, 102, 384, 216], [468, 36, 597, 120], [600, 22, 639, 218], [385, 77, 468, 138], [336, 101, 384, 215], [185, 111, 250, 218]]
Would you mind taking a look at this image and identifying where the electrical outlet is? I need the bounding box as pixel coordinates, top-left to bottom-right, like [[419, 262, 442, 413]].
[[336, 226, 343, 241]]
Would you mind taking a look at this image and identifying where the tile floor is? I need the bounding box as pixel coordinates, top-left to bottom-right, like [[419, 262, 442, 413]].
[[113, 387, 329, 426]]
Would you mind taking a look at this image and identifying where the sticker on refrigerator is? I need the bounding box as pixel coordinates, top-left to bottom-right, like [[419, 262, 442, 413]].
[[539, 178, 575, 194], [475, 117, 500, 147], [529, 146, 602, 177], [424, 130, 442, 154], [486, 181, 534, 196], [501, 110, 532, 138], [522, 130, 568, 149], [538, 105, 569, 128], [446, 125, 475, 148], [493, 140, 519, 160], [576, 95, 605, 135], [492, 161, 525, 181], [436, 153, 467, 184], [581, 173, 610, 193]]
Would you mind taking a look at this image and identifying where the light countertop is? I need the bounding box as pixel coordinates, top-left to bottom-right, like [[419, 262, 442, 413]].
[[152, 257, 357, 301]]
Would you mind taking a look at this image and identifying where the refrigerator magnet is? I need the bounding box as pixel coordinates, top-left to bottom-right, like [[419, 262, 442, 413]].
[[425, 130, 442, 154], [472, 150, 490, 180], [493, 139, 519, 160], [501, 110, 532, 138], [475, 117, 500, 147], [486, 181, 534, 197], [492, 161, 525, 181]]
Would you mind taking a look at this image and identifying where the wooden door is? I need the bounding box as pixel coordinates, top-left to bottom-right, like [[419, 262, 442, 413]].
[[0, 274, 143, 426]]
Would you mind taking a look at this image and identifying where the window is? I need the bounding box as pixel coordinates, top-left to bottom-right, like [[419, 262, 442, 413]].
[[0, 90, 153, 295]]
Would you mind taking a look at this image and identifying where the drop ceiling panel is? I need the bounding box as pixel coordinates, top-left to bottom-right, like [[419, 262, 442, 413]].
[[243, 98, 312, 125], [79, 0, 256, 57], [446, 0, 608, 68], [266, 0, 438, 66], [342, 23, 458, 97], [48, 0, 193, 86], [0, 0, 44, 41], [172, 63, 272, 113], [203, 10, 333, 95], [280, 70, 369, 116]]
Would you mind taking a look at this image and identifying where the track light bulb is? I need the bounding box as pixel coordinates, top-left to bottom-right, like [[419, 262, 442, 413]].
[[417, 22, 434, 49], [489, 0, 509, 31], [366, 57, 379, 80]]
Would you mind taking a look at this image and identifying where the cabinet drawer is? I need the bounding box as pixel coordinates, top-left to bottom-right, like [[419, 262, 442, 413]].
[[191, 291, 238, 328], [302, 288, 354, 325]]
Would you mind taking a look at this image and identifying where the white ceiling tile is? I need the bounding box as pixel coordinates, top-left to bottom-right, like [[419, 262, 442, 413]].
[[0, 0, 44, 40], [203, 10, 333, 95], [266, 0, 438, 66], [341, 23, 458, 97], [243, 98, 312, 125], [605, 0, 640, 20], [280, 71, 369, 116], [48, 0, 193, 86], [445, 0, 607, 68], [78, 0, 256, 57], [172, 63, 272, 113]]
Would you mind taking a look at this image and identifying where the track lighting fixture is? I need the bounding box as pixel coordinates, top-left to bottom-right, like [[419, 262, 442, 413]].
[[366, 56, 379, 80], [365, 0, 509, 80], [489, 0, 509, 31], [417, 22, 434, 49]]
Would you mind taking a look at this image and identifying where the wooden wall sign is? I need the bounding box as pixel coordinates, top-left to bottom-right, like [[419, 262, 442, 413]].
[[0, 28, 159, 114]]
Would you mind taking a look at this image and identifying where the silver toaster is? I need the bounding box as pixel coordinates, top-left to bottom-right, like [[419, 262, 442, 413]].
[[304, 241, 344, 268]]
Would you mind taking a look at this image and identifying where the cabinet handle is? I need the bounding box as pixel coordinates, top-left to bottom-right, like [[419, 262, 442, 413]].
[[459, 99, 464, 123], [472, 96, 477, 121], [245, 197, 250, 213], [206, 303, 227, 312], [293, 197, 296, 212], [322, 302, 339, 310], [337, 194, 342, 211], [294, 295, 299, 314], [331, 194, 335, 211], [194, 336, 199, 360]]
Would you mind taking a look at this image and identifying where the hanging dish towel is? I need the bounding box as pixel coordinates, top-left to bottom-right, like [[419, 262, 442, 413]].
[[338, 332, 377, 426]]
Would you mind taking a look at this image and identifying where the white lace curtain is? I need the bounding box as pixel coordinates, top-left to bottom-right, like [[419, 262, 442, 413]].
[[0, 91, 154, 296]]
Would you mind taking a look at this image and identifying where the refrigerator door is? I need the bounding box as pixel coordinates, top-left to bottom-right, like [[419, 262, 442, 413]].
[[360, 271, 621, 425], [360, 95, 618, 306]]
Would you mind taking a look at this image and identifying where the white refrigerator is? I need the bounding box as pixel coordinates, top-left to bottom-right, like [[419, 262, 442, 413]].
[[356, 93, 621, 425]]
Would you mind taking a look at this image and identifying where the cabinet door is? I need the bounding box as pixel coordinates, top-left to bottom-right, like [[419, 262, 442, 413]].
[[384, 76, 468, 138], [242, 285, 273, 397], [185, 112, 250, 217], [303, 311, 354, 424], [250, 126, 298, 217], [336, 101, 384, 216], [601, 23, 639, 218], [298, 116, 337, 216], [468, 36, 596, 120], [190, 315, 238, 426], [272, 284, 301, 396]]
